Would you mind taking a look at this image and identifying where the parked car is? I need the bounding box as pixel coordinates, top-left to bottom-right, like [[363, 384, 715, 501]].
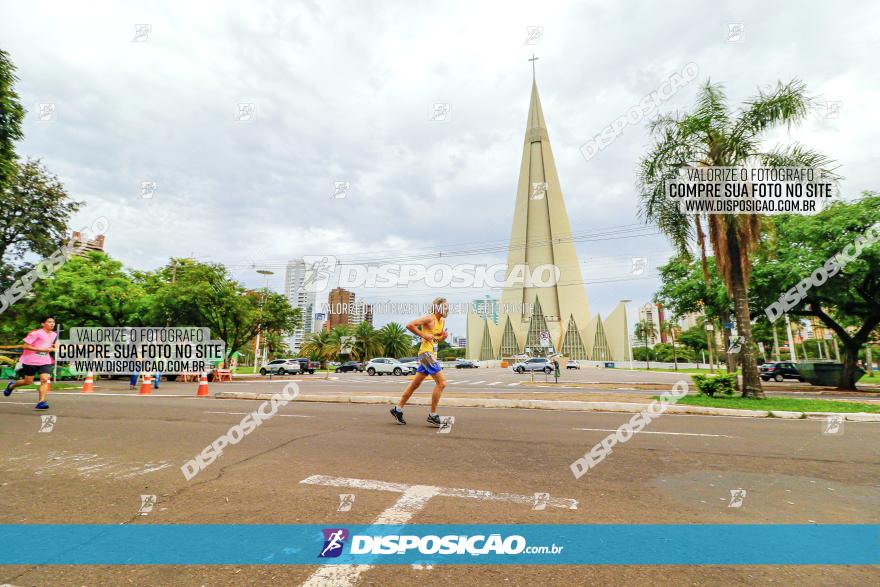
[[397, 356, 419, 371], [260, 358, 302, 376], [455, 359, 478, 369], [759, 361, 803, 382], [292, 357, 319, 374], [335, 361, 364, 373], [366, 358, 414, 376], [566, 360, 580, 370], [511, 357, 553, 374]]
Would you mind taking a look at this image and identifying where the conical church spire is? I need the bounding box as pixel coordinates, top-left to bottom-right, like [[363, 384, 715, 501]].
[[498, 71, 591, 349]]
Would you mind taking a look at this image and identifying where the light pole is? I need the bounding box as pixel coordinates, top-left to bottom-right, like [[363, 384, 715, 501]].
[[254, 269, 274, 369]]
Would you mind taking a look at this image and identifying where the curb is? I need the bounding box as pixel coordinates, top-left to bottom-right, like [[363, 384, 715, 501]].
[[212, 391, 880, 420]]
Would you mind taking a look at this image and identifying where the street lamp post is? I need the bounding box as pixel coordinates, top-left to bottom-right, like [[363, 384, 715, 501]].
[[254, 269, 274, 369]]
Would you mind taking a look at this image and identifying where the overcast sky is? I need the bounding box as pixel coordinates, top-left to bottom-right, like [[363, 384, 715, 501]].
[[2, 0, 878, 336]]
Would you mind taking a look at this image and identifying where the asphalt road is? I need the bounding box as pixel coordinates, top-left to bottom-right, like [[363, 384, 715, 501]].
[[1, 383, 878, 586]]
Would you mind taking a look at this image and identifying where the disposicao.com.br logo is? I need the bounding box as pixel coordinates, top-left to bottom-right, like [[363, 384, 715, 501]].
[[317, 528, 562, 557]]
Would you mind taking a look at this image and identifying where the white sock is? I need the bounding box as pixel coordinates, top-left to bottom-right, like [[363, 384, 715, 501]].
[[429, 412, 438, 417]]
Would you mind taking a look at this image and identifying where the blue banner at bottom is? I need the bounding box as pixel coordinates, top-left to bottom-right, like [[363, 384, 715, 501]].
[[0, 525, 876, 565]]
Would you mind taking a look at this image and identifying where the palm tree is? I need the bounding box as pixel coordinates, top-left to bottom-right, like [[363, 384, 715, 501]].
[[351, 321, 382, 361], [635, 319, 657, 371], [637, 79, 838, 398], [300, 330, 337, 378], [328, 325, 352, 354], [660, 319, 680, 371], [379, 322, 412, 358]]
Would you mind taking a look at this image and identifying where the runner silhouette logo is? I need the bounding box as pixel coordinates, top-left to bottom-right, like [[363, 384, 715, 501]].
[[318, 528, 349, 558]]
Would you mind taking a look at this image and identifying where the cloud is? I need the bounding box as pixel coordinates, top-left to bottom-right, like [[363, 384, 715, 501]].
[[2, 0, 876, 334]]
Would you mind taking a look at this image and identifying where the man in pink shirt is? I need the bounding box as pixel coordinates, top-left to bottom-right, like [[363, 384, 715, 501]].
[[4, 316, 58, 410]]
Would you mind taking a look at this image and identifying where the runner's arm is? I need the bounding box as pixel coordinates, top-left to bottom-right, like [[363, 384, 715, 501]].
[[406, 315, 434, 341], [22, 342, 55, 352]]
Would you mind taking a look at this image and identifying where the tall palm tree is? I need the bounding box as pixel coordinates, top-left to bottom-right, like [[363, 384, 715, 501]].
[[328, 325, 352, 355], [379, 322, 412, 358], [351, 321, 382, 361], [300, 330, 337, 379], [660, 319, 680, 371], [635, 319, 657, 371], [638, 79, 838, 398]]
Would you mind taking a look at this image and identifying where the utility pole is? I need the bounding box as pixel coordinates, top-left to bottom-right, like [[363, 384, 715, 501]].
[[772, 323, 781, 362], [784, 314, 797, 363]]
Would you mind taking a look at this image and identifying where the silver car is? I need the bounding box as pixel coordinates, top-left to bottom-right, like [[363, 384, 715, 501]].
[[511, 357, 553, 374], [259, 358, 302, 376], [366, 358, 415, 376]]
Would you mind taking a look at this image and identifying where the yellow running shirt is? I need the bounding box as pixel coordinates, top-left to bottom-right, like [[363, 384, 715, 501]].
[[418, 316, 445, 356]]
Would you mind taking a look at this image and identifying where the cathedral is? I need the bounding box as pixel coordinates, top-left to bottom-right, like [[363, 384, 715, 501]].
[[466, 73, 630, 362]]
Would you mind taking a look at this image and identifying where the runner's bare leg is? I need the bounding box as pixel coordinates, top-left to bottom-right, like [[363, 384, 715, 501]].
[[430, 370, 447, 413], [9, 375, 34, 391], [397, 372, 427, 410], [38, 372, 50, 403]]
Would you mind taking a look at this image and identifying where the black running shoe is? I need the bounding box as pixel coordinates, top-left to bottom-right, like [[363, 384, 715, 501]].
[[426, 414, 443, 427], [3, 380, 14, 397], [390, 407, 406, 425]]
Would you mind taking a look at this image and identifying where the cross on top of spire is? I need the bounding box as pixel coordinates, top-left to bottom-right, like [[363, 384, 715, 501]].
[[529, 54, 539, 81]]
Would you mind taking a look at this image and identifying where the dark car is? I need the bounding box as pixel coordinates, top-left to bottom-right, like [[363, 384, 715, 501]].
[[292, 357, 319, 374], [455, 360, 478, 369], [759, 361, 802, 382], [335, 361, 364, 373]]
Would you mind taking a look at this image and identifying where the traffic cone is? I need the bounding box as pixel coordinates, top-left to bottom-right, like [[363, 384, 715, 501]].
[[196, 372, 209, 397], [81, 372, 95, 393], [138, 372, 153, 395]]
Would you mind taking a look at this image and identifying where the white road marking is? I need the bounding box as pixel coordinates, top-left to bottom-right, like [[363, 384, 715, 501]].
[[52, 392, 191, 397], [228, 379, 303, 384], [448, 380, 468, 385], [3, 451, 171, 479], [506, 382, 520, 386], [204, 411, 312, 418], [299, 475, 576, 586], [574, 427, 733, 438], [300, 475, 578, 509], [486, 381, 501, 386], [467, 381, 486, 385]]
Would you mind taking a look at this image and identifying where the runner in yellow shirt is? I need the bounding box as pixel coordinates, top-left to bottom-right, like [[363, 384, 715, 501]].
[[390, 297, 448, 427]]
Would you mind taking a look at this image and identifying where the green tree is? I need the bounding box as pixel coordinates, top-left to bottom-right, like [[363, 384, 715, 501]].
[[327, 325, 352, 356], [379, 322, 411, 358], [638, 79, 837, 398], [0, 159, 82, 286], [634, 319, 657, 370], [679, 325, 708, 354], [0, 49, 25, 200], [659, 319, 681, 368], [143, 259, 301, 362], [351, 321, 382, 361], [25, 252, 146, 328], [300, 329, 338, 377], [750, 194, 880, 388]]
